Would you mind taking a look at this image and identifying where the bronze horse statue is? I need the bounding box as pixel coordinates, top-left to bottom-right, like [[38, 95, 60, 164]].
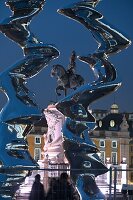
[[51, 51, 84, 96]]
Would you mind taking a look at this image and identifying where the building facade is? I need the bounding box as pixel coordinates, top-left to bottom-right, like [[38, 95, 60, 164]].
[[26, 104, 133, 185], [26, 118, 47, 162], [91, 104, 133, 185]]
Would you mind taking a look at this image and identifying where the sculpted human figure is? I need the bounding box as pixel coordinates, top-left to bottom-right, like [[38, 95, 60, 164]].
[[43, 104, 65, 163]]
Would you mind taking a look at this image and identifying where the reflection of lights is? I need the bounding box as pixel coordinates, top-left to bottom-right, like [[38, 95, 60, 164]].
[[106, 157, 110, 163], [2, 195, 11, 198], [83, 161, 91, 168], [0, 160, 3, 168], [116, 184, 122, 192], [99, 187, 108, 195], [122, 157, 126, 163], [120, 158, 127, 185], [19, 185, 31, 194], [97, 152, 101, 157]]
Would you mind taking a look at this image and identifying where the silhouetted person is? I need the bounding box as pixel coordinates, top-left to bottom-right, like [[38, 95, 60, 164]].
[[29, 174, 46, 200], [47, 172, 79, 200], [121, 189, 128, 200], [46, 178, 58, 200]]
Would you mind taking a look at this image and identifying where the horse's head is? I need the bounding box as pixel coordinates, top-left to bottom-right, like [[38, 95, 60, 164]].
[[51, 64, 66, 78], [51, 65, 58, 77]]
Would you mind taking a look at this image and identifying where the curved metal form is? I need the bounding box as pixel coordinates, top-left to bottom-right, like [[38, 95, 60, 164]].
[[56, 0, 131, 199], [58, 0, 131, 56], [0, 0, 59, 199]]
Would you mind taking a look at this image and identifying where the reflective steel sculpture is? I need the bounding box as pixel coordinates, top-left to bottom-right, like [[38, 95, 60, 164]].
[[54, 0, 131, 199], [0, 0, 59, 199]]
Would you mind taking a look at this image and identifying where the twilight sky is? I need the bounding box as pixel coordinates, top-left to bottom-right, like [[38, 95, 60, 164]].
[[0, 0, 133, 112]]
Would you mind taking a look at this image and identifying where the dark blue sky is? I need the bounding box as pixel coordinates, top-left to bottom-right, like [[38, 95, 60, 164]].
[[0, 0, 133, 112]]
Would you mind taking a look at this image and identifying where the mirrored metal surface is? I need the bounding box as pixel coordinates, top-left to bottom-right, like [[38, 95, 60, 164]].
[[0, 0, 59, 198], [0, 0, 46, 48], [58, 1, 131, 57], [78, 53, 117, 84], [56, 1, 131, 199]]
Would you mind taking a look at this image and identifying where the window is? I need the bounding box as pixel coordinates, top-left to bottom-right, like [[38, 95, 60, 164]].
[[34, 148, 41, 161], [99, 120, 102, 127], [112, 141, 117, 148], [111, 152, 117, 164], [100, 151, 105, 163], [99, 140, 105, 147], [110, 120, 115, 127], [35, 137, 41, 144], [72, 105, 87, 117]]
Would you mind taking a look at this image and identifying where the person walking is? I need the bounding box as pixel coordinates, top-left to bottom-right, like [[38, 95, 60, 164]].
[[29, 174, 46, 200], [48, 172, 79, 200]]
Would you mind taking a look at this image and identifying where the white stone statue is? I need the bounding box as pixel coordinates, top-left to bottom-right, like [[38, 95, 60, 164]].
[[43, 104, 65, 163]]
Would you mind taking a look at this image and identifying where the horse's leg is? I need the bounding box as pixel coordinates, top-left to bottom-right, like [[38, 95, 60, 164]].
[[56, 85, 64, 96]]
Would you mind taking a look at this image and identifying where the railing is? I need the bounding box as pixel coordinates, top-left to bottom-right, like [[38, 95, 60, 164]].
[[0, 167, 133, 199]]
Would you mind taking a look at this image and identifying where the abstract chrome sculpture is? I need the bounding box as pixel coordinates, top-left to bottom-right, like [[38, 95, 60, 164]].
[[0, 0, 59, 199], [53, 0, 131, 199], [0, 0, 131, 199]]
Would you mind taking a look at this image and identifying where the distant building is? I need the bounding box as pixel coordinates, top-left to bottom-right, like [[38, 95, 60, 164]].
[[92, 109, 109, 120], [26, 117, 47, 161], [129, 139, 133, 183], [91, 104, 133, 184], [26, 104, 133, 185]]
